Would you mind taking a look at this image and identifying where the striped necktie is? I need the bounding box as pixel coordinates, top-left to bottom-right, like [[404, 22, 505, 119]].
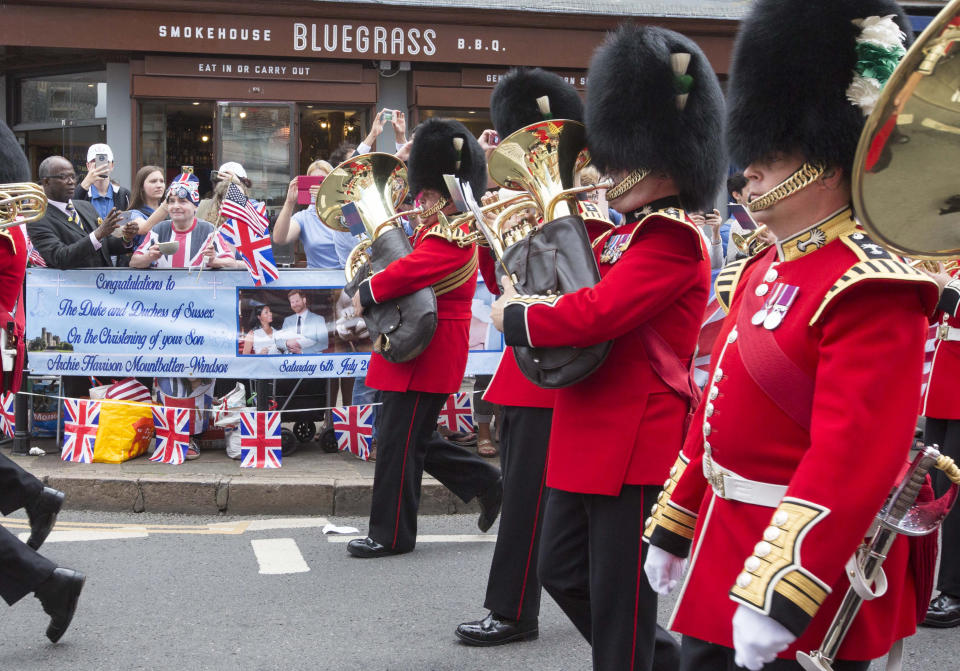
[[66, 201, 79, 228]]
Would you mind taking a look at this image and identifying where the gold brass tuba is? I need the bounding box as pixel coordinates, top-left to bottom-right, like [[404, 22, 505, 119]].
[[853, 0, 960, 260], [0, 182, 47, 231], [731, 224, 773, 257], [316, 153, 437, 363], [485, 119, 613, 388]]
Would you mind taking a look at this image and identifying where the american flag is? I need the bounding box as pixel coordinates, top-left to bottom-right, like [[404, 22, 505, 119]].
[[22, 226, 46, 267], [150, 406, 190, 465], [438, 392, 474, 434], [239, 410, 282, 468], [62, 398, 100, 463], [220, 184, 269, 236], [105, 378, 152, 403], [0, 391, 15, 439], [332, 405, 374, 460]]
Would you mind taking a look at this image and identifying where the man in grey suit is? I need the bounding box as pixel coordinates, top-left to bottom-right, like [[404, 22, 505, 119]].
[[279, 289, 329, 354], [26, 155, 138, 270]]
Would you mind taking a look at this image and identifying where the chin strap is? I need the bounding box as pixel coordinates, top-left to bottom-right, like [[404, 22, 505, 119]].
[[607, 168, 650, 201], [417, 196, 447, 220], [748, 162, 825, 212]]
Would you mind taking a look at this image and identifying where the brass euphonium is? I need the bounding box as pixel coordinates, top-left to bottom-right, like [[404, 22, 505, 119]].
[[486, 119, 613, 388], [316, 153, 437, 363], [0, 182, 47, 231], [439, 191, 541, 254]]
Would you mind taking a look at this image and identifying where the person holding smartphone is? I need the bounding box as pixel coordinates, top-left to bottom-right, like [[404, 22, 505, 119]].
[[74, 143, 131, 220]]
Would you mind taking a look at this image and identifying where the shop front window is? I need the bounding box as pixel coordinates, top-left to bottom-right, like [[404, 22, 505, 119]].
[[419, 108, 491, 137], [139, 100, 216, 197], [298, 106, 365, 174]]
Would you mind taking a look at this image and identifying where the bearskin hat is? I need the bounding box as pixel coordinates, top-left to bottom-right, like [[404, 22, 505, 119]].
[[0, 123, 30, 183], [490, 68, 584, 138], [727, 0, 912, 177], [407, 118, 487, 203], [585, 24, 725, 212]]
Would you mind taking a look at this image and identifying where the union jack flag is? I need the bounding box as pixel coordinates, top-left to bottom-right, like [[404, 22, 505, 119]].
[[62, 399, 101, 463], [155, 382, 212, 435], [0, 391, 15, 439], [150, 407, 190, 465], [239, 410, 282, 468], [693, 296, 725, 388], [437, 392, 473, 434], [332, 405, 374, 460], [22, 226, 46, 267], [217, 204, 278, 286]]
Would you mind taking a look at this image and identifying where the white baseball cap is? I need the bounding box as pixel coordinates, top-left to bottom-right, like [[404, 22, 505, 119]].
[[218, 161, 247, 180], [87, 143, 114, 163]]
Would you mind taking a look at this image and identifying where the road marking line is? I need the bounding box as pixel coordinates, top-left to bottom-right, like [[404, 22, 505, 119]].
[[251, 538, 310, 574], [247, 517, 330, 531], [17, 529, 149, 543], [326, 534, 497, 544]]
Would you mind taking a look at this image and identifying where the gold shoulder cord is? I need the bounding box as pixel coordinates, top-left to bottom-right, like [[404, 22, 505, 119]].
[[748, 163, 825, 212]]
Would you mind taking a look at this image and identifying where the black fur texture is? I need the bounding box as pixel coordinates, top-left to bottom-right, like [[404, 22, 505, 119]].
[[407, 118, 487, 202], [727, 0, 912, 176], [586, 24, 726, 212], [0, 123, 30, 183], [490, 68, 584, 138]]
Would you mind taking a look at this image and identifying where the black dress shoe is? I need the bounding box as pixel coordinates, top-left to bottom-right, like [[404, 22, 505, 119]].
[[346, 537, 407, 558], [923, 593, 960, 628], [35, 568, 85, 643], [477, 478, 503, 533], [26, 487, 64, 550], [456, 612, 538, 646]]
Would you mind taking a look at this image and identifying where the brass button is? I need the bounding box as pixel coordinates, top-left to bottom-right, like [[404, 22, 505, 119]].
[[745, 556, 762, 572], [736, 572, 753, 588], [764, 268, 779, 283], [773, 510, 789, 527], [755, 541, 772, 557], [763, 526, 781, 542], [755, 284, 769, 297]]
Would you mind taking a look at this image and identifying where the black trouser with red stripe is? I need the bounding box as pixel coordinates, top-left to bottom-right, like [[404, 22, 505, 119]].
[[538, 484, 681, 671], [482, 406, 552, 622], [0, 453, 56, 605], [923, 416, 960, 597], [367, 390, 501, 553]]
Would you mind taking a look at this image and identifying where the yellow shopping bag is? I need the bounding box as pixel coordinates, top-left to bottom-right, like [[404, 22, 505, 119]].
[[93, 400, 154, 463]]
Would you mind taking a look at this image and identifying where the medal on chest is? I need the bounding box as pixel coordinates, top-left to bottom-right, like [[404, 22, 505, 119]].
[[751, 282, 799, 330], [600, 233, 632, 264]]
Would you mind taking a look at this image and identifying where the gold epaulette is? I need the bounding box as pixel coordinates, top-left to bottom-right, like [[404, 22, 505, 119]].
[[433, 249, 478, 297], [729, 498, 831, 620], [714, 258, 750, 315], [809, 235, 938, 325]]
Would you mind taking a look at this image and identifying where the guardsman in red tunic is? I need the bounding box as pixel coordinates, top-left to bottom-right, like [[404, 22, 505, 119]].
[[642, 2, 939, 669], [455, 68, 582, 647], [490, 26, 725, 671], [347, 118, 502, 559], [920, 265, 960, 627]]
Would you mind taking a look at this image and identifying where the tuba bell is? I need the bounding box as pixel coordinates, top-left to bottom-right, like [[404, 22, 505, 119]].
[[316, 153, 437, 363], [486, 119, 613, 388], [0, 182, 47, 231], [853, 0, 960, 261]]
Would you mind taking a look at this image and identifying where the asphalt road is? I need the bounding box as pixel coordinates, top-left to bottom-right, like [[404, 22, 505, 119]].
[[0, 511, 953, 670]]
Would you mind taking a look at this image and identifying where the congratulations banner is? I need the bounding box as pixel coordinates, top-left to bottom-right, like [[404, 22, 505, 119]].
[[25, 268, 504, 379]]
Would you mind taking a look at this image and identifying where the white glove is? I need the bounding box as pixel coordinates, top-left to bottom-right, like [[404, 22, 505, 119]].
[[643, 545, 688, 595], [732, 605, 796, 670]]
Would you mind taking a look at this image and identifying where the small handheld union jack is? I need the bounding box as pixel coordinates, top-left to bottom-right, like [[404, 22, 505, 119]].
[[0, 391, 16, 439], [332, 405, 374, 460], [62, 399, 101, 463], [150, 407, 191, 465], [437, 392, 474, 434], [239, 410, 282, 468]]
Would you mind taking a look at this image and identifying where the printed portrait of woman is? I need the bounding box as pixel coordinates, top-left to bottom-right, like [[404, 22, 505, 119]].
[[241, 304, 281, 355]]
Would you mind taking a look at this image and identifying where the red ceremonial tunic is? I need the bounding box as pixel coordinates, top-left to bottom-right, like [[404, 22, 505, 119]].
[[922, 268, 960, 420], [361, 219, 478, 394], [502, 200, 710, 495], [0, 226, 27, 313], [646, 208, 938, 661], [477, 248, 555, 409]]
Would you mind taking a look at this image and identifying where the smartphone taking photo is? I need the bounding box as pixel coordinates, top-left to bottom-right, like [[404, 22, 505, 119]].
[[94, 153, 109, 171]]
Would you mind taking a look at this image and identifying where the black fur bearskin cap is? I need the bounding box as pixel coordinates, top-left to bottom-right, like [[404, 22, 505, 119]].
[[727, 0, 912, 177], [490, 68, 584, 138], [0, 123, 30, 183], [585, 24, 726, 212], [407, 118, 487, 203]]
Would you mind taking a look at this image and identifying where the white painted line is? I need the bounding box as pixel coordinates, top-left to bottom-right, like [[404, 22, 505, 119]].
[[326, 534, 497, 544], [251, 538, 310, 575], [17, 530, 149, 543], [246, 517, 330, 532]]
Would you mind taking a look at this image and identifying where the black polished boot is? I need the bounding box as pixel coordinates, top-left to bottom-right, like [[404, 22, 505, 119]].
[[35, 568, 86, 643], [455, 611, 538, 646], [26, 487, 64, 550], [923, 593, 960, 628], [346, 537, 408, 558]]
